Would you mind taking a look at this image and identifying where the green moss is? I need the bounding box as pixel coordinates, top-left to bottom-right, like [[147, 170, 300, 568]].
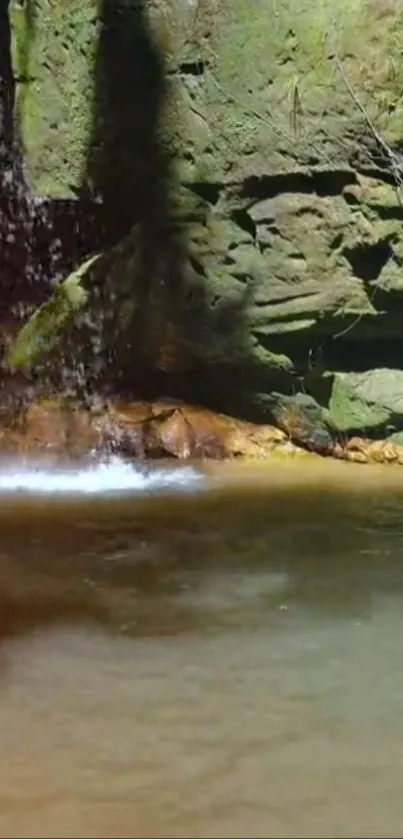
[[329, 370, 403, 433], [10, 0, 97, 196], [6, 254, 100, 371], [196, 0, 403, 176], [212, 0, 358, 136], [10, 0, 403, 192]]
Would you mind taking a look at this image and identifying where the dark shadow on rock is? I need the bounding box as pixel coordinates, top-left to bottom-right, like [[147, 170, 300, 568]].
[[84, 0, 169, 238], [0, 4, 109, 328], [60, 0, 264, 415], [0, 1, 125, 405], [0, 0, 33, 304], [1, 0, 285, 419], [81, 0, 189, 326]]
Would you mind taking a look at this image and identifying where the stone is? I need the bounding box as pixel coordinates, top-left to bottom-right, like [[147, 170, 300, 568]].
[[0, 398, 100, 460], [261, 392, 336, 453], [5, 254, 99, 372], [387, 430, 403, 446], [329, 369, 403, 435], [104, 400, 289, 460], [10, 0, 99, 198], [2, 395, 403, 467], [0, 397, 297, 462], [8, 0, 403, 428], [342, 437, 403, 466]]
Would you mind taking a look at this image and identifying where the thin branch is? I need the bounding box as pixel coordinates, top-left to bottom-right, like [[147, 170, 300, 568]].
[[332, 57, 403, 340], [334, 57, 403, 203]]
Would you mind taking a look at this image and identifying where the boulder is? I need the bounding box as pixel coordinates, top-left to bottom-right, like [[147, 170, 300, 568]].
[[0, 398, 100, 460], [101, 399, 293, 460], [339, 437, 403, 466], [329, 369, 403, 435], [260, 392, 336, 453], [387, 430, 403, 446]]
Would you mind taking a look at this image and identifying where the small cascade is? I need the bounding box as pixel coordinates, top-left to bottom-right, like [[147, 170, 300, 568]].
[[0, 456, 203, 496]]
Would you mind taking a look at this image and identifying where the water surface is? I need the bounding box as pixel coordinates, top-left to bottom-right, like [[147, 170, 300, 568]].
[[1, 458, 403, 837]]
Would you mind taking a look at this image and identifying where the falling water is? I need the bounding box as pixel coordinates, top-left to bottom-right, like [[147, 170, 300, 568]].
[[0, 1, 115, 410]]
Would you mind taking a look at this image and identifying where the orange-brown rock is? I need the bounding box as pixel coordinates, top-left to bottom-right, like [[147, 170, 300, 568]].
[[0, 398, 100, 461], [102, 399, 293, 460], [2, 395, 403, 466], [0, 397, 298, 463], [341, 437, 403, 465]]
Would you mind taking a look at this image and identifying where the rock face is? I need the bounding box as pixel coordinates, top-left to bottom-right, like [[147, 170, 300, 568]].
[[3, 396, 403, 467], [7, 0, 403, 436], [0, 397, 297, 461]]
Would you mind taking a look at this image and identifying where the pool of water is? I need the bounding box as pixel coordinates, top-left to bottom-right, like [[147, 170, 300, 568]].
[[1, 457, 403, 837]]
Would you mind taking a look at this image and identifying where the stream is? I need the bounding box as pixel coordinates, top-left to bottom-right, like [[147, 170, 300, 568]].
[[1, 457, 403, 837]]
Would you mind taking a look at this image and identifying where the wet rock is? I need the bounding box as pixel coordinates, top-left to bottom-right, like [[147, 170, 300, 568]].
[[341, 437, 403, 466], [0, 397, 296, 463], [5, 255, 98, 373], [0, 398, 100, 461], [2, 394, 403, 468], [104, 400, 291, 461], [262, 392, 336, 454], [155, 407, 227, 459]]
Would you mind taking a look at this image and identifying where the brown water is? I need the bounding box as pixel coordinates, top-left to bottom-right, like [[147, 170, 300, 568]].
[[2, 458, 403, 838]]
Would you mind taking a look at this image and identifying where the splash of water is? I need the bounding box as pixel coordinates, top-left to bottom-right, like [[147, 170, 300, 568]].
[[0, 456, 203, 496]]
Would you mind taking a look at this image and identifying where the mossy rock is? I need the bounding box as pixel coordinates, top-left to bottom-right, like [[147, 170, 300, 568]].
[[10, 0, 403, 414], [10, 0, 98, 196], [6, 254, 100, 372], [329, 369, 403, 435]]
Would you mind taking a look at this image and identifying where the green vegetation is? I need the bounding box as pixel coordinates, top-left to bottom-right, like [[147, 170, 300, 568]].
[[10, 0, 97, 196], [6, 254, 100, 371]]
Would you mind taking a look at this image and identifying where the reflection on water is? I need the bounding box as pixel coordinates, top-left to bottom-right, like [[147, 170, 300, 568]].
[[2, 459, 403, 836]]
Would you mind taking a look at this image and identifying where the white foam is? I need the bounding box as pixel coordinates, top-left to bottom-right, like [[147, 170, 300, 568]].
[[0, 457, 203, 496]]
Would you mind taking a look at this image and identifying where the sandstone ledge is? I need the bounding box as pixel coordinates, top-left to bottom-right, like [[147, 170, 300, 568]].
[[1, 397, 403, 468]]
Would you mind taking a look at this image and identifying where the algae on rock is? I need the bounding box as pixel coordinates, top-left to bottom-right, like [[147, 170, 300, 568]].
[[329, 369, 403, 435], [8, 0, 403, 430], [6, 254, 100, 372], [10, 0, 97, 197]]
